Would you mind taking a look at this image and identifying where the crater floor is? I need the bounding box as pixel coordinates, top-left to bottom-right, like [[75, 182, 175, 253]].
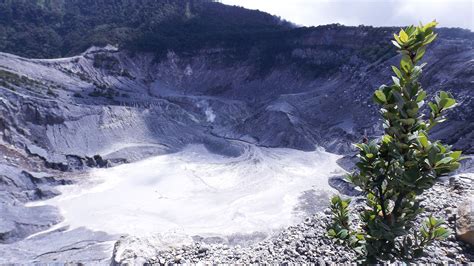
[[29, 144, 344, 240]]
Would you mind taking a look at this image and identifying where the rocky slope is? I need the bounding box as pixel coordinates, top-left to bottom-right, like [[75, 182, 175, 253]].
[[0, 24, 473, 263], [1, 26, 472, 159]]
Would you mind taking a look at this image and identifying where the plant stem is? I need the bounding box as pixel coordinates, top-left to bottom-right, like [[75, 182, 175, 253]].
[[392, 192, 407, 221], [378, 184, 388, 221]]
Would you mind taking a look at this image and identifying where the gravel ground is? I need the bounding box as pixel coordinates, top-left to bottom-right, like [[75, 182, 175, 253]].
[[131, 174, 473, 264]]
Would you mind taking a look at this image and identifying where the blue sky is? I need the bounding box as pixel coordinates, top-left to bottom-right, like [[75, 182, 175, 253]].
[[220, 0, 473, 30]]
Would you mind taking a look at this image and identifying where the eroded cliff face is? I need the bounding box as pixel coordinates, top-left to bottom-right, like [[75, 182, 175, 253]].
[[1, 27, 473, 163], [0, 26, 472, 262]]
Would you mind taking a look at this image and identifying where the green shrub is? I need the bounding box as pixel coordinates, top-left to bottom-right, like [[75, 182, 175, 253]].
[[47, 88, 58, 97], [0, 69, 43, 90], [327, 196, 365, 252], [327, 21, 463, 262], [88, 87, 117, 99], [93, 54, 120, 70]]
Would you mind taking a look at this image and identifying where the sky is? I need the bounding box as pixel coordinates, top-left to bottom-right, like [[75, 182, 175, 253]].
[[220, 0, 473, 31]]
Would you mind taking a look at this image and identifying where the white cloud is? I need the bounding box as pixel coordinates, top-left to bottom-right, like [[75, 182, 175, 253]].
[[220, 0, 473, 30]]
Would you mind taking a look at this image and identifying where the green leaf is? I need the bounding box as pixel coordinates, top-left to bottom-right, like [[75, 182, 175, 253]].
[[421, 227, 429, 238], [392, 66, 403, 78], [400, 118, 416, 125], [366, 153, 374, 159], [355, 234, 365, 241], [401, 55, 413, 72], [441, 98, 456, 109], [354, 143, 364, 150], [415, 47, 426, 62], [423, 33, 438, 45], [429, 216, 437, 227], [392, 76, 400, 86], [338, 229, 349, 239], [434, 228, 450, 239], [423, 20, 439, 31], [428, 102, 439, 114], [341, 199, 350, 208], [437, 143, 447, 153], [446, 162, 461, 171], [435, 157, 453, 166], [419, 133, 429, 148], [374, 90, 387, 103], [450, 151, 462, 160], [331, 196, 340, 205], [416, 91, 427, 102], [399, 29, 409, 43], [392, 40, 401, 49], [393, 33, 403, 45], [382, 135, 392, 143], [440, 91, 450, 99]]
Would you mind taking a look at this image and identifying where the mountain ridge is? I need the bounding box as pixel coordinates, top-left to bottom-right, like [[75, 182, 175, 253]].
[[0, 0, 292, 58], [1, 0, 471, 60]]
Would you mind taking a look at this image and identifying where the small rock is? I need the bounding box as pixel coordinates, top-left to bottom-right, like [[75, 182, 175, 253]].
[[446, 250, 456, 258], [456, 198, 474, 246], [198, 245, 209, 254]]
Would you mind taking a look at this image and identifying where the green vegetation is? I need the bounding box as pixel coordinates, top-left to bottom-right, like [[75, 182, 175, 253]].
[[46, 88, 58, 97], [89, 87, 118, 99], [93, 54, 120, 70], [1, 0, 471, 79], [0, 0, 290, 58], [92, 54, 135, 79], [0, 68, 65, 96], [0, 68, 42, 91], [327, 22, 463, 262], [327, 196, 363, 247], [0, 0, 408, 77]]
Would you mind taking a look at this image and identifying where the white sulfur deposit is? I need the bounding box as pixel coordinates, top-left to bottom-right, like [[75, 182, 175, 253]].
[[30, 145, 345, 238]]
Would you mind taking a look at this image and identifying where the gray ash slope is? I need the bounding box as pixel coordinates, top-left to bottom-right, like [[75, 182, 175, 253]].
[[0, 24, 473, 263], [1, 26, 473, 161]]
